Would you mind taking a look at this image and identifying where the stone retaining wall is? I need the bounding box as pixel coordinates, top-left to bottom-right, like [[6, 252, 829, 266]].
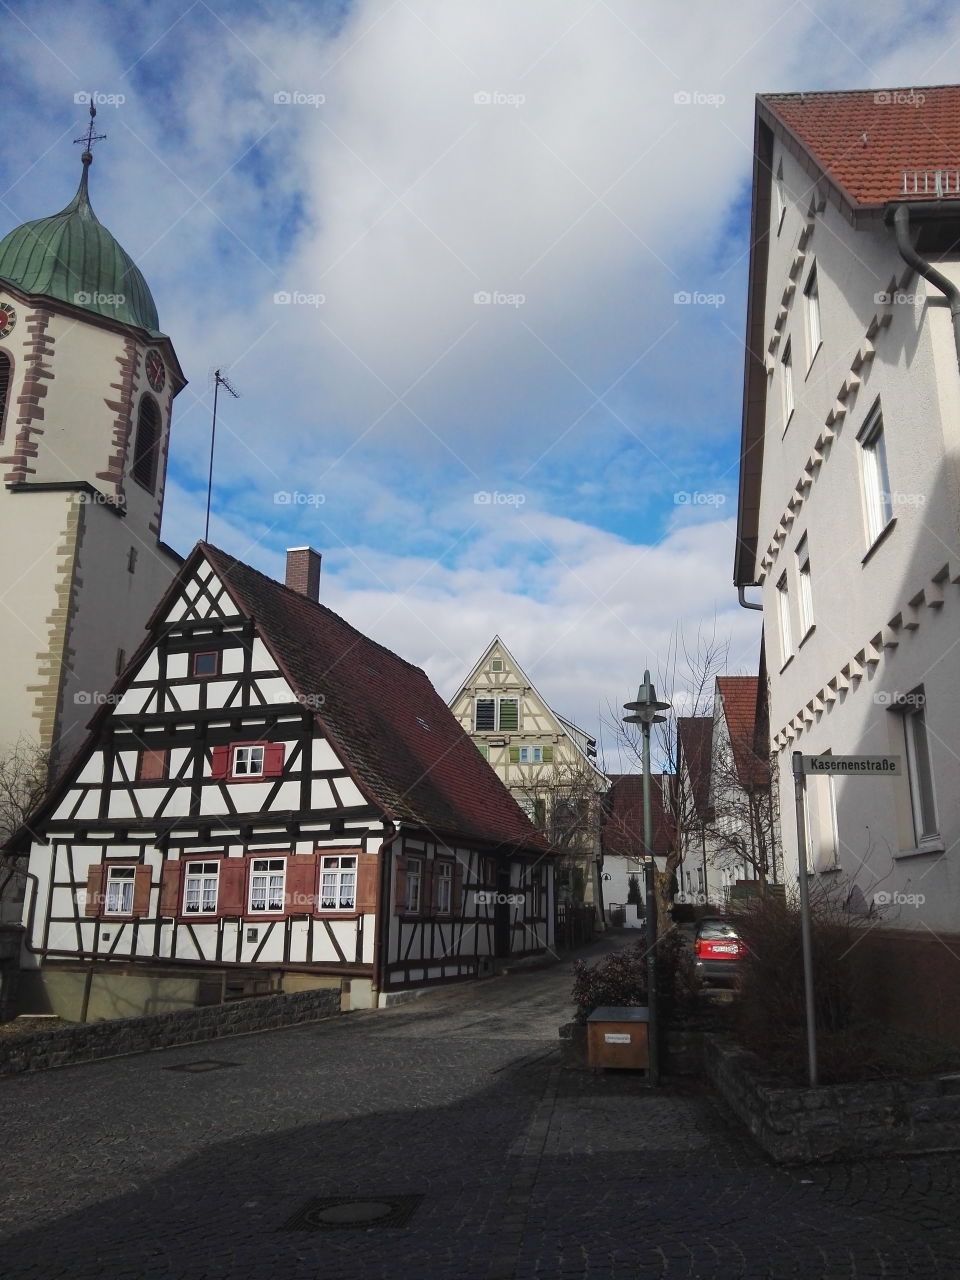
[[0, 986, 341, 1076], [704, 1033, 960, 1163]]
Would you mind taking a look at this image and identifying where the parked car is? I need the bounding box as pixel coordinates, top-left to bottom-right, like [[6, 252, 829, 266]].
[[693, 916, 745, 983]]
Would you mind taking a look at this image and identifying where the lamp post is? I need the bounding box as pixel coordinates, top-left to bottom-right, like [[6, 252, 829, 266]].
[[623, 669, 670, 1086]]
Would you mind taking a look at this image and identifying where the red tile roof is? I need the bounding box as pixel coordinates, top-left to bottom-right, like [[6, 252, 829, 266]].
[[716, 677, 769, 788], [200, 545, 549, 854], [761, 86, 960, 209], [602, 774, 674, 860], [677, 717, 713, 821]]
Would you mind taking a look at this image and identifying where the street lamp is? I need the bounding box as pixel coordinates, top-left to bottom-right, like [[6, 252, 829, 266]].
[[623, 669, 670, 1086]]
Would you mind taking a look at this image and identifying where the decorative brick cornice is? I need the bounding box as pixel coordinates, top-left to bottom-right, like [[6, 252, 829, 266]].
[[2, 307, 55, 484]]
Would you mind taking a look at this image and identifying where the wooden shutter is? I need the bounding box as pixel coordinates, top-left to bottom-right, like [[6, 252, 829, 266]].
[[355, 852, 379, 914], [159, 860, 181, 916], [421, 861, 434, 916], [452, 859, 464, 917], [509, 746, 520, 763], [477, 743, 489, 760], [132, 865, 152, 916], [84, 865, 103, 916], [393, 856, 407, 915], [138, 749, 168, 781], [263, 744, 285, 777], [534, 798, 547, 829], [542, 745, 554, 763], [210, 745, 230, 779], [285, 853, 318, 914], [218, 858, 246, 916]]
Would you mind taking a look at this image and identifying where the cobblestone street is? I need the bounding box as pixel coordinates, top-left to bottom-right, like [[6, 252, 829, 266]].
[[2, 935, 959, 1279]]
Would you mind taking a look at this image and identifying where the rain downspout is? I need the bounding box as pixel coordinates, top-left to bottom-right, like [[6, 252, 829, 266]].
[[891, 203, 960, 373], [738, 585, 763, 611]]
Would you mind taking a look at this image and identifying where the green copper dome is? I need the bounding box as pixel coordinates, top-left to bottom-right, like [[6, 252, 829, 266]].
[[0, 161, 160, 333]]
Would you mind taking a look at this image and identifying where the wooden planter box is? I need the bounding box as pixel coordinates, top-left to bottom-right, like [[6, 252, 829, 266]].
[[586, 1006, 649, 1069]]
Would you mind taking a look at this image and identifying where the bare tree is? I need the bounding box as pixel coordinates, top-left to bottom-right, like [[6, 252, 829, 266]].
[[512, 758, 606, 905], [607, 624, 729, 935], [0, 736, 50, 916]]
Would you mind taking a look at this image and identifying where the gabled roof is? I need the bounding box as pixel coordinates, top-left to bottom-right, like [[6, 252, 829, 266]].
[[676, 716, 713, 821], [452, 635, 606, 783], [601, 774, 674, 859], [199, 547, 548, 853], [716, 677, 769, 789], [760, 86, 960, 212]]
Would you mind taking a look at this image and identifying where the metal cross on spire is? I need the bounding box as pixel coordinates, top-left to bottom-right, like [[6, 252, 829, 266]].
[[73, 99, 106, 165]]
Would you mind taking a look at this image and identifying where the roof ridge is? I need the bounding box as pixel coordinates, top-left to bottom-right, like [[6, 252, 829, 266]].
[[201, 542, 427, 677]]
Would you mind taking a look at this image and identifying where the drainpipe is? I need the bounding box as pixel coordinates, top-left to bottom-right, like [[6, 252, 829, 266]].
[[890, 203, 960, 373], [738, 585, 763, 611], [372, 825, 401, 1010]]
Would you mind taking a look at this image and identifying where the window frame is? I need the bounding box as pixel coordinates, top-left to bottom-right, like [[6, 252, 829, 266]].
[[104, 865, 136, 915], [404, 857, 423, 914], [433, 860, 453, 915], [319, 853, 358, 912], [232, 744, 265, 779], [804, 262, 821, 367], [136, 748, 169, 782], [796, 534, 814, 637], [775, 159, 786, 233], [474, 694, 521, 733], [248, 856, 287, 915], [901, 697, 940, 848], [518, 746, 543, 763], [131, 394, 162, 494], [780, 337, 794, 433], [183, 860, 220, 915], [776, 572, 793, 666], [858, 407, 894, 548], [193, 651, 220, 678]]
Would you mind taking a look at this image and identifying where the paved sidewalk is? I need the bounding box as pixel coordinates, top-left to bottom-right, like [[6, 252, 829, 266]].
[[2, 935, 959, 1278]]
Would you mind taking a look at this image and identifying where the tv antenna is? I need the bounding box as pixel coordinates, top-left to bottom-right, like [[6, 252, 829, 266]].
[[204, 368, 240, 541]]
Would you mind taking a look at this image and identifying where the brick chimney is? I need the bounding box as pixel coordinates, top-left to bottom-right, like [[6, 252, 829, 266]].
[[285, 547, 322, 601]]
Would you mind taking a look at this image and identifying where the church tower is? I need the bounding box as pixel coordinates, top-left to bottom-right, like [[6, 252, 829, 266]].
[[0, 111, 185, 773]]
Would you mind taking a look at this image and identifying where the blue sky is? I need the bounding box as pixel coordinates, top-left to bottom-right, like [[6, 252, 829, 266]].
[[2, 0, 957, 761]]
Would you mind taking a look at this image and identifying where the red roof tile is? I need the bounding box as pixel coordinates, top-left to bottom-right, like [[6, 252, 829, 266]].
[[761, 86, 960, 209], [716, 677, 769, 789], [201, 545, 549, 854], [602, 774, 674, 860]]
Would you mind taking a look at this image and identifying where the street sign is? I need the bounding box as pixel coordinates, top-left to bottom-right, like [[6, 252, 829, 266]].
[[799, 755, 901, 776]]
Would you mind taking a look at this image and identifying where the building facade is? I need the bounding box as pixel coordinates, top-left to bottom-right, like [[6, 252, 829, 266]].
[[448, 636, 607, 909], [735, 87, 960, 929], [10, 546, 553, 1019]]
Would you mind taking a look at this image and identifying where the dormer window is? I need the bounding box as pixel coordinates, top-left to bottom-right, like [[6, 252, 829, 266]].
[[193, 651, 219, 678], [132, 395, 161, 493]]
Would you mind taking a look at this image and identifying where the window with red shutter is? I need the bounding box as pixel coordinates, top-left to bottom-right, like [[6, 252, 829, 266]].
[[159, 860, 181, 916], [210, 745, 230, 779], [132, 865, 152, 916], [284, 853, 318, 914], [393, 856, 407, 916], [355, 852, 379, 914], [217, 858, 246, 916], [84, 865, 104, 917], [263, 743, 285, 777], [137, 749, 168, 781]]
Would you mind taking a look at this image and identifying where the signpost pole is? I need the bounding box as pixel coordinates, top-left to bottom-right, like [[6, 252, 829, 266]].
[[792, 751, 818, 1087]]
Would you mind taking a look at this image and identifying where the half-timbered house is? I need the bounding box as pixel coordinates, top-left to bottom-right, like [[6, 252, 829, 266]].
[[10, 545, 554, 1019]]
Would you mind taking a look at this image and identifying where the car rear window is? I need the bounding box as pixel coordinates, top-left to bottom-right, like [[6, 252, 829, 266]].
[[699, 920, 739, 940]]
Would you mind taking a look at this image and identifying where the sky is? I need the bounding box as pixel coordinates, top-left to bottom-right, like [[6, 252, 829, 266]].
[[2, 0, 959, 767]]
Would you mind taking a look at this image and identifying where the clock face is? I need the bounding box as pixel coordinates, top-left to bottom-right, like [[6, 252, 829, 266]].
[[145, 349, 165, 393], [0, 303, 16, 340]]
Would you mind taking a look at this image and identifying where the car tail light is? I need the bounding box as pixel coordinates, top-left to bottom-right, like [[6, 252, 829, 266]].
[[694, 939, 703, 957]]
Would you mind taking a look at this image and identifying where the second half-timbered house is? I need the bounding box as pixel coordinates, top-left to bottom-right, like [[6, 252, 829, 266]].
[[10, 544, 554, 1019]]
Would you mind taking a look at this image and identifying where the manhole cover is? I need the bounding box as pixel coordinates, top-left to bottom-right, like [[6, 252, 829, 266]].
[[281, 1195, 423, 1231], [164, 1060, 239, 1073]]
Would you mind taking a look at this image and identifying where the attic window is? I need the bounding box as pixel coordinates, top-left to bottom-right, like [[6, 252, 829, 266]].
[[491, 658, 504, 672]]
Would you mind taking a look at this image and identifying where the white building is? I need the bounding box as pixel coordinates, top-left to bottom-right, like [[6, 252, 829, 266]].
[[735, 87, 960, 930]]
